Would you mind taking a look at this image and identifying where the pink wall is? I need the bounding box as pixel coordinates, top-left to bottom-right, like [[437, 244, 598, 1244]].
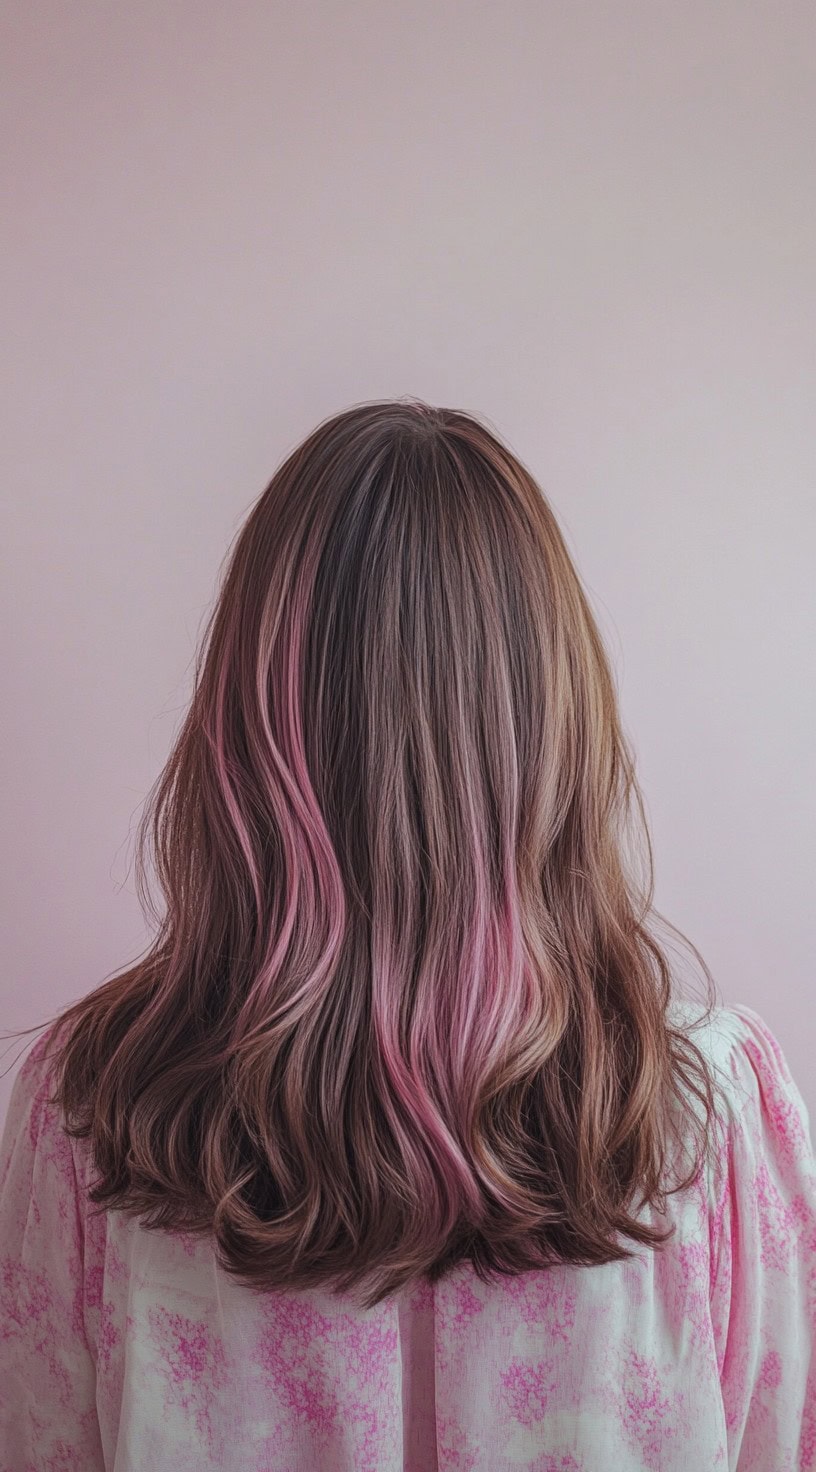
[[2, 2, 815, 1128]]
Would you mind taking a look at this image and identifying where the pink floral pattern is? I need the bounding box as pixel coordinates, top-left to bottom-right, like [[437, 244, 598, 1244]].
[[1, 1002, 814, 1470]]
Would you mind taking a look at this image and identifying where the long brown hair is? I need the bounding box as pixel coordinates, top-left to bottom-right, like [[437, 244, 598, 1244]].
[[23, 398, 716, 1310]]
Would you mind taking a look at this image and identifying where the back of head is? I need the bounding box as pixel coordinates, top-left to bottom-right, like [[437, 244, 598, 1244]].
[[42, 397, 715, 1309]]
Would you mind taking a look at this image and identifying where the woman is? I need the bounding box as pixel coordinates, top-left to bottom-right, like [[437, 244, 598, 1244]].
[[1, 398, 814, 1470]]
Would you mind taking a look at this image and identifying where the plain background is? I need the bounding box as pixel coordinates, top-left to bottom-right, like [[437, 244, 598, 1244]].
[[1, 1, 814, 1131]]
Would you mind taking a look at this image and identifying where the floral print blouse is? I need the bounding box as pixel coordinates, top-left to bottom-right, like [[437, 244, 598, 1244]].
[[1, 1001, 814, 1471]]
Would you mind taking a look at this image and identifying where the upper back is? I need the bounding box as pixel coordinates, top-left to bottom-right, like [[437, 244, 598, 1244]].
[[1, 1000, 814, 1471]]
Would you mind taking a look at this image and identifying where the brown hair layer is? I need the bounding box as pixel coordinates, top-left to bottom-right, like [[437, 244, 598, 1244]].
[[30, 399, 715, 1310]]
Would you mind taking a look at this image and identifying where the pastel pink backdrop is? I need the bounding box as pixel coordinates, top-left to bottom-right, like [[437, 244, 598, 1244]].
[[2, 2, 815, 1131]]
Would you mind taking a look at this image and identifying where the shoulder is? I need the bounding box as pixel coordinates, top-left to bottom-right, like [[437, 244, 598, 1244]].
[[669, 994, 781, 1070], [670, 996, 804, 1096], [0, 1021, 77, 1184], [8, 1021, 65, 1108], [668, 995, 814, 1182]]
